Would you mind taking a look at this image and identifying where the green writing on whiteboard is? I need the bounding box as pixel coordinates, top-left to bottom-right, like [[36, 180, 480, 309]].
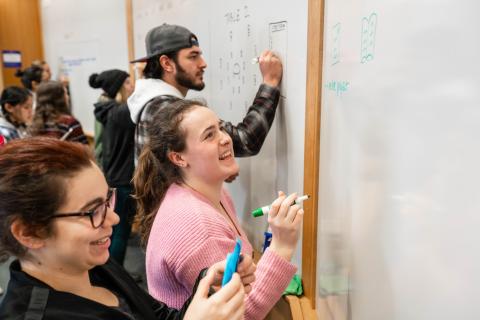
[[361, 13, 377, 63], [325, 80, 349, 96]]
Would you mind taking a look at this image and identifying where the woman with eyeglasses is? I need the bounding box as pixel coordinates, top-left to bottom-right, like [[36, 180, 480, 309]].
[[0, 137, 254, 320], [0, 86, 33, 142]]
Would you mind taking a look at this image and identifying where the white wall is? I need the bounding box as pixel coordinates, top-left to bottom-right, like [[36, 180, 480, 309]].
[[40, 0, 129, 134]]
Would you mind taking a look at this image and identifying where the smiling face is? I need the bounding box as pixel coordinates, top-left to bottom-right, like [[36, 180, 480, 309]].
[[38, 164, 119, 273], [176, 106, 239, 185]]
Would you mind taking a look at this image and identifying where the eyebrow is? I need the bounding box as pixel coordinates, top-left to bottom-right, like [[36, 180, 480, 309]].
[[80, 198, 104, 211], [188, 49, 202, 56], [79, 189, 109, 211], [201, 124, 216, 137]]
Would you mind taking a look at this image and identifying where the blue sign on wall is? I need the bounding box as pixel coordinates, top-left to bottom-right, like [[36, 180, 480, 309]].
[[2, 50, 22, 68]]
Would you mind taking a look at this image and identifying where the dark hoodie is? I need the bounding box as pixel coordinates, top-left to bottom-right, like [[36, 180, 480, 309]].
[[94, 99, 135, 186]]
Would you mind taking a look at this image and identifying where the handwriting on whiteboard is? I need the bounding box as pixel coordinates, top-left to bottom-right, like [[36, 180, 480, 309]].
[[224, 5, 251, 24], [331, 23, 341, 66], [215, 5, 257, 112], [360, 13, 377, 63], [329, 12, 378, 67], [325, 80, 350, 96]]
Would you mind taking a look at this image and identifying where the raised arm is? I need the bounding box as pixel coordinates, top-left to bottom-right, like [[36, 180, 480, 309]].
[[221, 50, 282, 157]]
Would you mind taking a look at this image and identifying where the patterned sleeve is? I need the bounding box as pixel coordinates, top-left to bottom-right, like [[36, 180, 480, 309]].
[[0, 126, 20, 142], [58, 115, 89, 144], [221, 84, 280, 157]]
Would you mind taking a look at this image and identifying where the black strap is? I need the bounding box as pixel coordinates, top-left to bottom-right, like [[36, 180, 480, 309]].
[[135, 95, 178, 125], [135, 98, 155, 126], [25, 286, 49, 320], [134, 95, 179, 149]]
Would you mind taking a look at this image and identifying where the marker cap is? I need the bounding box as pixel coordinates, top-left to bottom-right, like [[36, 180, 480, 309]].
[[252, 207, 264, 217], [251, 206, 269, 217]]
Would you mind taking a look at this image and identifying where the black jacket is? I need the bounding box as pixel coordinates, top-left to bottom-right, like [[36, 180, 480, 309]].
[[94, 100, 135, 186], [0, 259, 197, 319]]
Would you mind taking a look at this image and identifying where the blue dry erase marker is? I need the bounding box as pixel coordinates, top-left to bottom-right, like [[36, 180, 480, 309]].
[[222, 238, 242, 287], [251, 195, 310, 217], [262, 231, 272, 253]]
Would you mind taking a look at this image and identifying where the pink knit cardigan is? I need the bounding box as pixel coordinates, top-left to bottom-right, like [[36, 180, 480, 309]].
[[146, 183, 297, 319]]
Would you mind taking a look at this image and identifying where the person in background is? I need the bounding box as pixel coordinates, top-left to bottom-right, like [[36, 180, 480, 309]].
[[0, 135, 3, 296], [89, 69, 136, 265], [0, 137, 253, 320], [128, 24, 283, 168], [89, 70, 131, 168], [94, 113, 104, 167], [32, 59, 53, 82], [30, 81, 88, 144], [15, 65, 43, 110], [134, 99, 303, 319], [0, 86, 33, 142], [0, 131, 2, 294], [14, 65, 43, 92]]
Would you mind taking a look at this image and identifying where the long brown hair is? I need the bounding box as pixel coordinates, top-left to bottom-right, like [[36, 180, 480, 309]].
[[133, 99, 205, 246], [0, 137, 94, 262], [30, 81, 70, 136]]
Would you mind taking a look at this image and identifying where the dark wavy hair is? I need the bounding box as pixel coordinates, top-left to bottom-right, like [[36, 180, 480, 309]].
[[15, 65, 43, 90], [30, 81, 70, 136], [143, 51, 178, 79], [133, 99, 206, 246], [0, 137, 94, 262]]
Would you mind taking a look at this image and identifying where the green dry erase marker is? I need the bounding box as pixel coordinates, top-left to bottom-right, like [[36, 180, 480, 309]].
[[251, 195, 310, 217]]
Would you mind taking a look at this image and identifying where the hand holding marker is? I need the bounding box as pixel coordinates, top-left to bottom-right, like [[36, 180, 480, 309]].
[[252, 195, 310, 217]]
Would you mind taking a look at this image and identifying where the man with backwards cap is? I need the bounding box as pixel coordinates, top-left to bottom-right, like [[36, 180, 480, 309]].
[[128, 23, 283, 164]]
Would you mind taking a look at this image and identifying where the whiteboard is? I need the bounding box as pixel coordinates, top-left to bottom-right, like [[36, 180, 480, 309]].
[[132, 0, 308, 266], [317, 0, 480, 319], [40, 0, 130, 134]]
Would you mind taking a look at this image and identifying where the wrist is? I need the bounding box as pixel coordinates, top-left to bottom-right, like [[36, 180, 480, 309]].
[[263, 79, 280, 88], [268, 240, 294, 261]]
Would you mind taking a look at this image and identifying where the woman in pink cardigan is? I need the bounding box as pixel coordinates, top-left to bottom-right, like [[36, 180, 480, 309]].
[[133, 99, 304, 320]]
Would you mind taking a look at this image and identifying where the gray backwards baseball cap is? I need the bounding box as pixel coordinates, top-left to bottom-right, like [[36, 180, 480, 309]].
[[131, 24, 199, 63]]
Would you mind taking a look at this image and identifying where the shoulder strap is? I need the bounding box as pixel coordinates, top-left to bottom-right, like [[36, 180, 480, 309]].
[[25, 286, 49, 320], [135, 98, 155, 126], [134, 95, 179, 154], [135, 94, 178, 125]]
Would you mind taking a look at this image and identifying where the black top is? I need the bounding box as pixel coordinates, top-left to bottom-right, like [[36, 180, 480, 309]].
[[0, 259, 197, 320], [94, 99, 135, 186]]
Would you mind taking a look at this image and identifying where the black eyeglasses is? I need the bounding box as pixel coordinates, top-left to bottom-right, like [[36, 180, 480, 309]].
[[50, 188, 116, 229]]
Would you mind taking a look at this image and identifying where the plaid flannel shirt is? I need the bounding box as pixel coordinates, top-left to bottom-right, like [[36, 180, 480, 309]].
[[0, 125, 20, 142], [134, 84, 280, 162], [0, 116, 22, 142]]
